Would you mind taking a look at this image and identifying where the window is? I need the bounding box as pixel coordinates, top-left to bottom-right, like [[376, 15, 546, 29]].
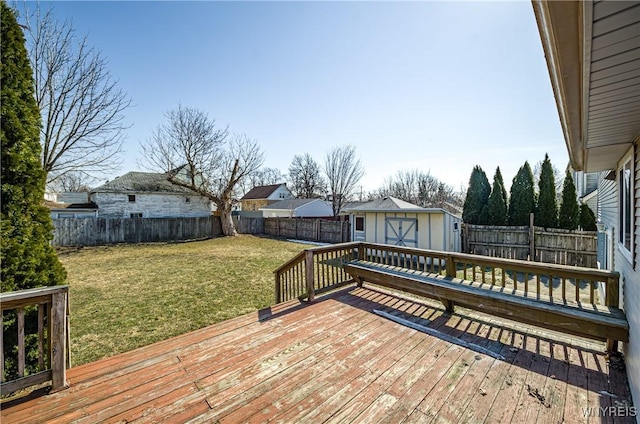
[[130, 212, 143, 218], [128, 194, 136, 202], [355, 216, 364, 231], [619, 157, 633, 255], [185, 197, 190, 203]]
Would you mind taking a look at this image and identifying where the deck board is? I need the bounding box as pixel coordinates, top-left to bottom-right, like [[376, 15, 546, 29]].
[[1, 286, 635, 424]]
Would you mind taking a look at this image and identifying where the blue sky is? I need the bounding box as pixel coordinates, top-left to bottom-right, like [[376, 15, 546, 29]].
[[32, 1, 567, 193]]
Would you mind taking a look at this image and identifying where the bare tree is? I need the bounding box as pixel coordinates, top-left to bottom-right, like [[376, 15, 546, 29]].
[[288, 153, 327, 199], [374, 169, 461, 211], [19, 3, 131, 184], [47, 171, 93, 193], [140, 105, 264, 236], [324, 145, 365, 216]]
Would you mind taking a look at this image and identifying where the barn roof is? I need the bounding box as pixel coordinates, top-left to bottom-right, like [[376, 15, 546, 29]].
[[241, 184, 286, 200], [91, 172, 195, 194]]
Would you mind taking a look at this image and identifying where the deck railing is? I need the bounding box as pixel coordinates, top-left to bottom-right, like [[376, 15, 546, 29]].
[[274, 242, 620, 308], [1, 286, 69, 395], [274, 242, 358, 303]]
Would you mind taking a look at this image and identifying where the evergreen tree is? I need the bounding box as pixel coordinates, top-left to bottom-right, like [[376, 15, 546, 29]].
[[558, 170, 579, 230], [462, 165, 491, 224], [535, 153, 558, 228], [495, 166, 508, 207], [487, 169, 508, 225], [579, 204, 597, 231], [1, 3, 66, 292], [508, 162, 536, 226]]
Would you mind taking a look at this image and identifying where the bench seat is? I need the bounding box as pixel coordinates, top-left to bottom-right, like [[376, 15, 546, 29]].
[[344, 260, 629, 347]]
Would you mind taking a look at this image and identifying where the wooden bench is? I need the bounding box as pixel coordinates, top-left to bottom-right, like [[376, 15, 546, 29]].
[[344, 260, 629, 351]]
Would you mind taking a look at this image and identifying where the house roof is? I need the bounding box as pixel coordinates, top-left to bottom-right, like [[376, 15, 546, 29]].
[[532, 1, 640, 172], [260, 198, 328, 211], [44, 200, 98, 211], [91, 172, 195, 194], [241, 184, 285, 200]]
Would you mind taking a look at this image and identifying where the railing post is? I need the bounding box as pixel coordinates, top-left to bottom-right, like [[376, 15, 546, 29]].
[[305, 250, 315, 302], [445, 253, 456, 278], [529, 213, 535, 261], [274, 271, 281, 304], [605, 272, 621, 352], [357, 243, 365, 261], [50, 290, 68, 392]]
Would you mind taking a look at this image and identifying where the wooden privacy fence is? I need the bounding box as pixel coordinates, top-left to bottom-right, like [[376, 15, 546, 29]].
[[262, 218, 350, 244], [52, 216, 222, 247], [463, 221, 598, 268], [1, 286, 70, 395]]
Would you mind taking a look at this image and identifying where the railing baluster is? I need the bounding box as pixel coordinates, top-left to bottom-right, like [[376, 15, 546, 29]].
[[1, 312, 4, 382], [549, 275, 553, 298], [575, 279, 580, 303], [17, 308, 25, 378], [501, 268, 506, 288], [38, 303, 45, 370], [491, 268, 496, 285], [524, 273, 529, 294], [590, 280, 595, 304], [536, 275, 541, 298], [562, 277, 567, 301]]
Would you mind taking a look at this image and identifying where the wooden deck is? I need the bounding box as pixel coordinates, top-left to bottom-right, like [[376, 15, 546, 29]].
[[1, 286, 635, 423]]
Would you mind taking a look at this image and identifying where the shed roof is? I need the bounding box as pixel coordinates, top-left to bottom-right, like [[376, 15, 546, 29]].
[[91, 172, 194, 194], [345, 197, 455, 216], [346, 197, 422, 211], [241, 183, 286, 200]]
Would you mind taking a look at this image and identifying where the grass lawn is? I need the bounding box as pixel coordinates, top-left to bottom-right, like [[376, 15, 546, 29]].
[[58, 235, 312, 366]]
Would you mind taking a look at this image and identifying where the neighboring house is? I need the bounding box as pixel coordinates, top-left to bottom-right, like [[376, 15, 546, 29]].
[[45, 192, 90, 204], [90, 171, 211, 218], [259, 199, 333, 218], [573, 169, 599, 215], [45, 200, 98, 218], [240, 183, 292, 215], [533, 0, 640, 407], [344, 197, 462, 252]]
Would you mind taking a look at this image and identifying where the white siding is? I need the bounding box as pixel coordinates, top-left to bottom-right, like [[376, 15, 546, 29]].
[[267, 185, 293, 201], [91, 192, 211, 218], [599, 143, 640, 409], [621, 142, 640, 409]]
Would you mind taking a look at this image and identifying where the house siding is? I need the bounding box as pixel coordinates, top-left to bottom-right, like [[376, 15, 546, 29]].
[[242, 199, 271, 212], [91, 192, 211, 218], [622, 141, 640, 409], [599, 142, 640, 410], [267, 186, 293, 201]]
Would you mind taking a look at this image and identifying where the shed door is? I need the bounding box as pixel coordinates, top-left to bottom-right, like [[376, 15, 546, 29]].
[[385, 218, 417, 247]]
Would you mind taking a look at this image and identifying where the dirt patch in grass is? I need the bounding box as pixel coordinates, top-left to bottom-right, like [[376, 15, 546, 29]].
[[60, 235, 312, 366]]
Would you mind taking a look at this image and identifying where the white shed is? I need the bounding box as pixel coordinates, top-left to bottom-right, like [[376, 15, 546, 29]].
[[259, 199, 333, 218], [345, 197, 462, 252]]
